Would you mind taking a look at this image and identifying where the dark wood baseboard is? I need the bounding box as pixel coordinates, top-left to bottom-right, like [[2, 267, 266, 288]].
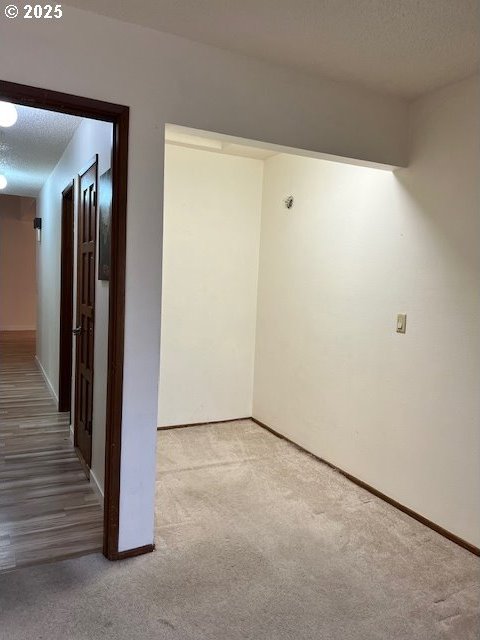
[[114, 544, 155, 560], [251, 418, 480, 557], [157, 416, 251, 431]]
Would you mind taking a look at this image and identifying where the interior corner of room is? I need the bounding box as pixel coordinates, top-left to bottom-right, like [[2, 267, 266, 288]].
[[158, 73, 480, 554]]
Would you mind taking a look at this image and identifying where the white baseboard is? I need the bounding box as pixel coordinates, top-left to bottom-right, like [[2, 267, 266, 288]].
[[90, 468, 104, 506], [0, 325, 36, 331], [34, 355, 59, 407]]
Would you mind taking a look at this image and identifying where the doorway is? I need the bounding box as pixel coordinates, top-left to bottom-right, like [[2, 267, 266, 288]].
[[58, 182, 74, 414], [0, 80, 129, 561]]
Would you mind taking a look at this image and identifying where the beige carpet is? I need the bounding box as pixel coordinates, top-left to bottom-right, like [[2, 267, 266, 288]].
[[0, 419, 478, 639]]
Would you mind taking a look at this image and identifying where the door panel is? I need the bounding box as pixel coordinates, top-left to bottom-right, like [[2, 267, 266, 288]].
[[74, 159, 97, 468]]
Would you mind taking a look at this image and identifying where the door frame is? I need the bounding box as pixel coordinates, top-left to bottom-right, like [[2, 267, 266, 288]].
[[0, 79, 130, 561], [58, 181, 75, 414]]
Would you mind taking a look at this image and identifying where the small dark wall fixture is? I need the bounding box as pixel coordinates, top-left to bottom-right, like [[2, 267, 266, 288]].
[[33, 217, 42, 241], [98, 168, 112, 281]]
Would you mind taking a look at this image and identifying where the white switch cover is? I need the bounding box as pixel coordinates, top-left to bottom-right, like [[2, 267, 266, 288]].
[[396, 313, 407, 334]]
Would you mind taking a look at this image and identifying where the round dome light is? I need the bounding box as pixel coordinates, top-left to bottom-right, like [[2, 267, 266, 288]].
[[0, 102, 18, 127], [0, 175, 7, 190]]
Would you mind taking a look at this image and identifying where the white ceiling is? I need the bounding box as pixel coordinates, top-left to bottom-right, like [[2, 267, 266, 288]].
[[0, 105, 82, 197], [63, 0, 479, 99]]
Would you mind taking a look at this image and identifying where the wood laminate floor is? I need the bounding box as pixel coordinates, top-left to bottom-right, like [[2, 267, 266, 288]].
[[0, 331, 103, 573]]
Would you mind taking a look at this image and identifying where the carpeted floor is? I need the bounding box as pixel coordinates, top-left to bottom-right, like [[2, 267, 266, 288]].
[[0, 419, 478, 639]]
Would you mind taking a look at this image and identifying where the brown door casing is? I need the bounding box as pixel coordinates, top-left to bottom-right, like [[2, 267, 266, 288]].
[[58, 182, 74, 414], [74, 159, 98, 469], [0, 79, 140, 560]]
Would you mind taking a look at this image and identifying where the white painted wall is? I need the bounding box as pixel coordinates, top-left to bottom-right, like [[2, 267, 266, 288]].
[[37, 118, 113, 494], [0, 7, 408, 551], [0, 195, 37, 330], [158, 145, 263, 426], [253, 76, 480, 547]]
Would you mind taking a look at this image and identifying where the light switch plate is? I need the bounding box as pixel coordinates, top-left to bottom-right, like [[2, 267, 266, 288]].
[[396, 313, 407, 334]]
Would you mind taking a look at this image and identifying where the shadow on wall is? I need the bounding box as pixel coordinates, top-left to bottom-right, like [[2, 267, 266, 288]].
[[386, 77, 480, 544], [394, 77, 479, 280], [0, 193, 36, 221], [0, 194, 37, 331]]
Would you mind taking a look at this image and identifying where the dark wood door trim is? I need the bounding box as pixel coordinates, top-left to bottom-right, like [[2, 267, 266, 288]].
[[0, 79, 130, 561], [58, 181, 74, 413]]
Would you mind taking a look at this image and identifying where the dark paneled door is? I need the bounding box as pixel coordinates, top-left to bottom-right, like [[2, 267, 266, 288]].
[[74, 158, 98, 468]]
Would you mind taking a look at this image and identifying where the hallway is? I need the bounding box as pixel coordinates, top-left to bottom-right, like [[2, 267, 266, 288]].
[[0, 331, 103, 572]]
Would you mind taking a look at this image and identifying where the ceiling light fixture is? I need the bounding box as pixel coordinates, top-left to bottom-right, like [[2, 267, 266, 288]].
[[0, 102, 18, 127], [0, 175, 7, 189]]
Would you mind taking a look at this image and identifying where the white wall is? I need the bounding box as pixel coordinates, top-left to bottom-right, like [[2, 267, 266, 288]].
[[37, 118, 113, 493], [0, 195, 37, 330], [158, 145, 263, 426], [253, 75, 480, 547], [0, 7, 408, 551]]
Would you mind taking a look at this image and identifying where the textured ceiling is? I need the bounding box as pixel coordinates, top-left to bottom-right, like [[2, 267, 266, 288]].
[[62, 0, 479, 99], [0, 105, 82, 197]]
